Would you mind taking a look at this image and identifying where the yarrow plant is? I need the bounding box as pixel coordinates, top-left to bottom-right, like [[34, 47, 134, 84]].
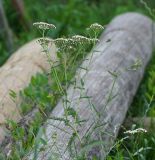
[[31, 21, 106, 160]]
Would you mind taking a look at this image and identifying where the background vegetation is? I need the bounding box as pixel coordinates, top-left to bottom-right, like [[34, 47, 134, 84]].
[[1, 0, 155, 65]]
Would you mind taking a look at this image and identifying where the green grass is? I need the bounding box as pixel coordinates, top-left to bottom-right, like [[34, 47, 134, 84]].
[[129, 51, 155, 117], [106, 51, 155, 159]]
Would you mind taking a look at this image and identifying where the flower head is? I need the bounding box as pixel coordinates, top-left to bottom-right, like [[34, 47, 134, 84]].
[[33, 22, 56, 30], [54, 38, 74, 52], [72, 35, 90, 45], [124, 128, 147, 135], [87, 23, 104, 37], [54, 38, 68, 47], [37, 38, 52, 46], [88, 23, 104, 31]]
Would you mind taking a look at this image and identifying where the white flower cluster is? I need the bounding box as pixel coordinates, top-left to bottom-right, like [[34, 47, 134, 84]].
[[54, 38, 73, 48], [54, 38, 75, 52], [33, 22, 56, 30], [89, 23, 104, 30], [53, 35, 99, 52], [37, 38, 52, 45], [124, 128, 147, 135], [54, 38, 68, 45], [54, 36, 88, 47], [72, 35, 99, 45], [72, 35, 90, 44]]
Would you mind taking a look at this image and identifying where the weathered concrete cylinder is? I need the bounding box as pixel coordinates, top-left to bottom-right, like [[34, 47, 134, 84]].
[[0, 39, 56, 142]]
